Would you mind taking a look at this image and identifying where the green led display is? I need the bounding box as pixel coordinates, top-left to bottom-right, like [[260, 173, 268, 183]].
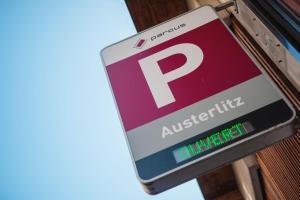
[[173, 121, 254, 163]]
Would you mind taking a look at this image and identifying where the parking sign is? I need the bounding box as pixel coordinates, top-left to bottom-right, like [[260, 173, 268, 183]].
[[101, 6, 295, 194]]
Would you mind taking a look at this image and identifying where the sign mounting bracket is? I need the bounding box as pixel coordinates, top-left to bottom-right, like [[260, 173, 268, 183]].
[[214, 0, 238, 13]]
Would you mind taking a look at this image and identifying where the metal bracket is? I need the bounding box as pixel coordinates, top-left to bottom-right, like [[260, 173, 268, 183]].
[[214, 0, 238, 13]]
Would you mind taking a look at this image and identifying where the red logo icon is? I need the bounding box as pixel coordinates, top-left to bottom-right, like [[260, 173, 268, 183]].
[[134, 39, 146, 48]]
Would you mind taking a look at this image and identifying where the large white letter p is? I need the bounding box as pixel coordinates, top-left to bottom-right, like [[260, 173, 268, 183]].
[[139, 43, 203, 108]]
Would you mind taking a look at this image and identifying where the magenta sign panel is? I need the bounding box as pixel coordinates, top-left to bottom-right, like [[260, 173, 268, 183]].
[[107, 19, 261, 131]]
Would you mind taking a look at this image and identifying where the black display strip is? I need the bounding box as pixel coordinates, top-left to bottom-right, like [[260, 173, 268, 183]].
[[135, 100, 293, 180]]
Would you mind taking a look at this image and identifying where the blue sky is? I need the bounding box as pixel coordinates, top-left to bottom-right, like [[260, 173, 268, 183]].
[[0, 1, 204, 199]]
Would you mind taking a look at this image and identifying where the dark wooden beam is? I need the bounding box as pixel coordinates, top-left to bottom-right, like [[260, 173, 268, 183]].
[[125, 0, 188, 32], [197, 165, 243, 200]]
